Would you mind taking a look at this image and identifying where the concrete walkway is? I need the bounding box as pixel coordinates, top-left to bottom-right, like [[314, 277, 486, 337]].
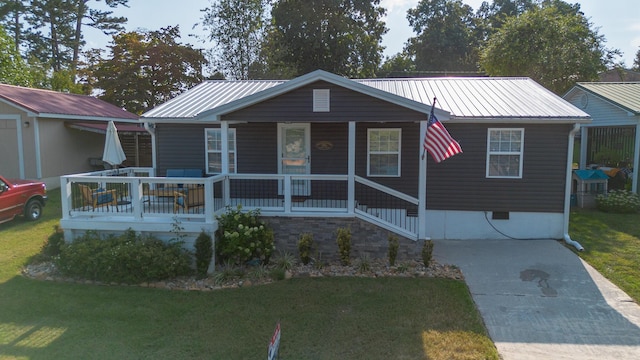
[[434, 239, 640, 360]]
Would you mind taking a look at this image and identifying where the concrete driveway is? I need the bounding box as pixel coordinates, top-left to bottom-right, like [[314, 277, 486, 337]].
[[434, 239, 640, 360]]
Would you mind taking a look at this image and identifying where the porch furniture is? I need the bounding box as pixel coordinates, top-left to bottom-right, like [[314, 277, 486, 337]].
[[143, 168, 204, 202], [174, 187, 205, 213], [78, 184, 117, 210]]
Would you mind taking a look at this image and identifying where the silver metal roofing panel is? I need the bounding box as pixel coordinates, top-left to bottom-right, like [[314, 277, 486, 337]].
[[576, 82, 640, 114], [142, 75, 589, 121], [142, 80, 284, 118]]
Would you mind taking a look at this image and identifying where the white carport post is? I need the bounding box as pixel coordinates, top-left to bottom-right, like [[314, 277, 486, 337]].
[[348, 121, 356, 213], [418, 120, 428, 240], [634, 123, 640, 193]]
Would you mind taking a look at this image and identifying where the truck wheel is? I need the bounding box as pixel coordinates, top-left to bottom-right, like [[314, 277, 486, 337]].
[[24, 200, 43, 221]]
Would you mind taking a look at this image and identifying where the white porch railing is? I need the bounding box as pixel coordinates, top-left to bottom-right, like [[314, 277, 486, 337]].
[[60, 169, 420, 240]]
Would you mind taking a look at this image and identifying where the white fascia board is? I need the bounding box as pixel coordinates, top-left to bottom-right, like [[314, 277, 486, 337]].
[[37, 113, 140, 122], [446, 116, 592, 124]]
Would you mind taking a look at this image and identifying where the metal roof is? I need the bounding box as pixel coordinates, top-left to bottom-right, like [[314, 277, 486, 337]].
[[573, 82, 640, 115], [141, 71, 590, 122], [0, 83, 138, 120]]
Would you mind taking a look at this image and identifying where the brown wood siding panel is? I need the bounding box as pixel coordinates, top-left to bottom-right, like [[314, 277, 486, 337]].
[[356, 122, 420, 198], [222, 81, 426, 123], [426, 124, 571, 213], [156, 124, 206, 175]]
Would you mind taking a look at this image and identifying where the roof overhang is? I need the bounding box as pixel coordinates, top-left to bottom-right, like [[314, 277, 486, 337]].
[[66, 121, 149, 135], [447, 116, 592, 124]]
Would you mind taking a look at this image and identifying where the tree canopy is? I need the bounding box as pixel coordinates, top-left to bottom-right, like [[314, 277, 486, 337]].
[[480, 2, 617, 94], [90, 26, 207, 114], [0, 25, 32, 86], [264, 0, 387, 78]]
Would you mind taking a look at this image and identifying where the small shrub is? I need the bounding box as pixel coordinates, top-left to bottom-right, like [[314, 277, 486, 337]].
[[213, 261, 244, 285], [422, 240, 434, 267], [388, 234, 399, 266], [194, 231, 213, 279], [42, 225, 65, 259], [297, 233, 314, 265], [247, 264, 270, 280], [357, 254, 371, 273], [596, 190, 640, 213], [274, 251, 296, 271], [215, 205, 275, 266], [336, 227, 351, 266], [269, 268, 286, 281], [396, 262, 410, 273], [56, 229, 192, 284]]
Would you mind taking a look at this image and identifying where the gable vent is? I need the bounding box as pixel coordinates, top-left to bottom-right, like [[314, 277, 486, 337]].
[[313, 89, 330, 112]]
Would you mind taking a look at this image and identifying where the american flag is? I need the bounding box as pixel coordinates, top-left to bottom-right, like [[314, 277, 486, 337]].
[[423, 100, 462, 163]]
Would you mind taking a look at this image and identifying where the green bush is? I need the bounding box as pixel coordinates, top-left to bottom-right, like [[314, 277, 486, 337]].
[[194, 231, 213, 279], [596, 190, 640, 213], [336, 227, 351, 266], [215, 205, 275, 266], [422, 240, 434, 267], [42, 225, 65, 259], [388, 234, 399, 266], [297, 233, 314, 265], [56, 229, 192, 284]]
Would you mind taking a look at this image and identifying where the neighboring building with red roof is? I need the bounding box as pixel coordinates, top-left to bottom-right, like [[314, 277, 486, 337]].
[[0, 84, 148, 187]]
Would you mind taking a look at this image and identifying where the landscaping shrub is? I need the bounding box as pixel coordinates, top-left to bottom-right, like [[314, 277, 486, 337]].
[[596, 189, 640, 213], [422, 240, 434, 267], [297, 233, 314, 265], [388, 234, 399, 266], [42, 225, 65, 259], [194, 231, 213, 278], [215, 205, 275, 266], [336, 227, 351, 266], [56, 229, 192, 284]]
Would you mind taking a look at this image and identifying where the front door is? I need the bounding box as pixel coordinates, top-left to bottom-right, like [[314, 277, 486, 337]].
[[278, 123, 310, 196]]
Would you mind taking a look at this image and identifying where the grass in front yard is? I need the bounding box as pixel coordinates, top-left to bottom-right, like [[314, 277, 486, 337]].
[[0, 188, 498, 359], [569, 209, 640, 303]]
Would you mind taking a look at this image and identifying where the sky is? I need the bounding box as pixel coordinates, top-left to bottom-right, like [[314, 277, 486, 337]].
[[85, 0, 640, 67]]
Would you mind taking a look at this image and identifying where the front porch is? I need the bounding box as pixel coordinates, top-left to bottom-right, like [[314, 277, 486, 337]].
[[59, 167, 424, 246]]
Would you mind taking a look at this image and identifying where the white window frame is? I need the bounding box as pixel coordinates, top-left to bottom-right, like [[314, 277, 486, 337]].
[[367, 128, 401, 177], [205, 128, 236, 174], [486, 128, 524, 178]]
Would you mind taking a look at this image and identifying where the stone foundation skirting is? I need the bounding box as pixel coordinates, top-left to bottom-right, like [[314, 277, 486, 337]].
[[263, 216, 423, 263]]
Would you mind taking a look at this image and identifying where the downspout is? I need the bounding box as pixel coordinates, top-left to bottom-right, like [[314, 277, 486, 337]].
[[563, 123, 584, 251], [143, 122, 157, 173]]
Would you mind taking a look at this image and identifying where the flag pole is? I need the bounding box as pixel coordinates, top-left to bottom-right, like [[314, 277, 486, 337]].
[[422, 97, 438, 160]]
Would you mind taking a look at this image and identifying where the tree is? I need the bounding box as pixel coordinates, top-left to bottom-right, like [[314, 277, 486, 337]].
[[0, 0, 28, 52], [200, 0, 268, 80], [264, 0, 387, 78], [406, 0, 480, 73], [0, 25, 33, 86], [91, 26, 207, 114], [378, 52, 416, 77], [480, 2, 619, 94], [633, 47, 640, 72]]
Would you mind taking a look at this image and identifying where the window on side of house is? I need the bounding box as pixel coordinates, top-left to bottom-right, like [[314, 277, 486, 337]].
[[368, 128, 401, 177], [486, 128, 524, 178], [206, 128, 236, 174]]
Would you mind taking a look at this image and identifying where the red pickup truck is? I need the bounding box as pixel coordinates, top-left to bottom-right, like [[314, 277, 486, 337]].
[[0, 175, 47, 224]]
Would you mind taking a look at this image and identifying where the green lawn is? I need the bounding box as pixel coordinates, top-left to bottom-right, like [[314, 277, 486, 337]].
[[569, 209, 640, 303], [0, 189, 498, 359]]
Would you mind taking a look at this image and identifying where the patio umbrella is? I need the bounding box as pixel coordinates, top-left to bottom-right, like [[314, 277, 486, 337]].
[[102, 121, 126, 167]]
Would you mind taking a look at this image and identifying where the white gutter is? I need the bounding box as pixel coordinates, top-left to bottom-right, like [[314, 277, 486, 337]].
[[563, 123, 584, 251]]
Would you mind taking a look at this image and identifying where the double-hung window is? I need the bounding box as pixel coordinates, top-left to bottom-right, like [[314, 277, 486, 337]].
[[206, 128, 236, 174], [486, 128, 524, 178], [368, 128, 401, 177]]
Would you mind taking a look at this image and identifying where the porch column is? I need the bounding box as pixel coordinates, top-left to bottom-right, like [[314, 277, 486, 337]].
[[634, 124, 640, 193], [418, 120, 428, 240], [221, 121, 231, 204], [348, 122, 356, 213]]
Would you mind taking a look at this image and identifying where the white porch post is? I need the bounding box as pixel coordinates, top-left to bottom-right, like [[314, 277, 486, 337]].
[[348, 121, 356, 213], [418, 120, 428, 240], [634, 123, 640, 193], [221, 121, 231, 204]]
